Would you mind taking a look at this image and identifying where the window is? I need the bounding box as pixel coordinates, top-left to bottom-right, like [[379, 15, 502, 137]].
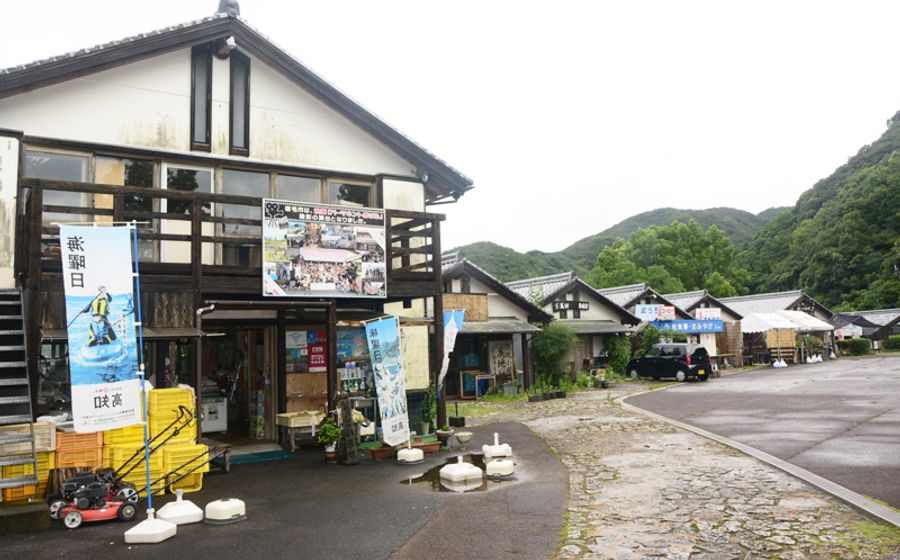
[[191, 44, 212, 151], [230, 51, 250, 156], [161, 165, 214, 264], [220, 169, 266, 266], [276, 175, 321, 202], [327, 181, 371, 207], [95, 157, 156, 261], [24, 150, 89, 226], [460, 276, 471, 294]]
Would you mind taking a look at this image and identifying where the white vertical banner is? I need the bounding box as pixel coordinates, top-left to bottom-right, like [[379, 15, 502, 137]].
[[364, 316, 409, 446], [60, 225, 142, 432], [437, 310, 465, 397]]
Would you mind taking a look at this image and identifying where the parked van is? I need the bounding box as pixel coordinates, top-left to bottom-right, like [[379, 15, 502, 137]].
[[626, 343, 711, 382]]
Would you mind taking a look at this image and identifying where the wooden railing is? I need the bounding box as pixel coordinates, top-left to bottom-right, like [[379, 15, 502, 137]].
[[17, 178, 445, 300]]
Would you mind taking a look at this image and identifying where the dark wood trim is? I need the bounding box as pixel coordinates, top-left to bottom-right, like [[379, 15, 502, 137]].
[[190, 43, 213, 152], [228, 50, 250, 157], [191, 199, 203, 311], [326, 301, 337, 412]]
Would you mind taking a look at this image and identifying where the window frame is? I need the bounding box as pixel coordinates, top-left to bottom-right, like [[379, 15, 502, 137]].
[[190, 44, 213, 152], [229, 50, 251, 157]]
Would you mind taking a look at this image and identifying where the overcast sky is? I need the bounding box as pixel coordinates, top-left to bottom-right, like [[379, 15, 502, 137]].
[[3, 1, 899, 253]]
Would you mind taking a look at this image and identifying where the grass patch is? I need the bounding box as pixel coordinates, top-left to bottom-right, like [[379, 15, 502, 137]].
[[865, 495, 900, 514]]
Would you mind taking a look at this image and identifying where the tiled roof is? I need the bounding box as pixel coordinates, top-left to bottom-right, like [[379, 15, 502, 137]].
[[718, 291, 805, 316], [443, 259, 553, 323], [661, 290, 707, 310], [844, 308, 900, 327], [506, 271, 577, 301], [597, 283, 650, 307]]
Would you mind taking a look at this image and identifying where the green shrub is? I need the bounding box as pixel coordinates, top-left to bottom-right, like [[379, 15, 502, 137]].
[[837, 338, 872, 356], [883, 335, 900, 350], [532, 323, 577, 387], [632, 325, 661, 358], [607, 334, 632, 376]]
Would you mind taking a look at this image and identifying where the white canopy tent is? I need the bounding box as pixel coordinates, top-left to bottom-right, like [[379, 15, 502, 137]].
[[741, 310, 833, 334]]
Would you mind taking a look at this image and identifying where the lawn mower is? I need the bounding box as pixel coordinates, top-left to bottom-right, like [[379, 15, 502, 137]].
[[47, 406, 199, 529]]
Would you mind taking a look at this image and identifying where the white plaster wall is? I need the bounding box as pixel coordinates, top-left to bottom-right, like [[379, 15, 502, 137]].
[[468, 277, 528, 321], [543, 288, 623, 322], [382, 178, 425, 211], [0, 49, 422, 178], [0, 137, 17, 288]]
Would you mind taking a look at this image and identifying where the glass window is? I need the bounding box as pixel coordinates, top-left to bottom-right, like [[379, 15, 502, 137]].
[[96, 157, 156, 261], [191, 45, 212, 150], [220, 169, 265, 267], [327, 181, 370, 207], [276, 175, 320, 202], [230, 51, 250, 155], [646, 346, 662, 357], [24, 150, 89, 226], [166, 167, 212, 215]]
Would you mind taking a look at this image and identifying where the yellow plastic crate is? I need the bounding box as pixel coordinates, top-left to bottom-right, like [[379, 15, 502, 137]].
[[122, 472, 166, 495], [110, 445, 163, 476], [148, 388, 195, 417], [167, 473, 203, 493], [2, 451, 54, 479], [104, 424, 146, 446], [2, 481, 46, 502], [163, 443, 210, 474], [0, 423, 56, 456], [149, 413, 197, 444]]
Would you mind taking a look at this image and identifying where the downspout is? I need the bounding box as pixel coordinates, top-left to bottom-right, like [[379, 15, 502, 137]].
[[194, 304, 216, 413]]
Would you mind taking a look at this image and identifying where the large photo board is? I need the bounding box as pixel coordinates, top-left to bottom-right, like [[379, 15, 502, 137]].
[[262, 199, 387, 298]]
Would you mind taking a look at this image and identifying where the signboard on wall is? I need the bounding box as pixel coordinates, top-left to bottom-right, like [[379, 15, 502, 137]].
[[262, 199, 386, 298], [60, 225, 142, 432], [695, 307, 721, 320], [650, 320, 724, 333], [400, 325, 429, 390], [636, 304, 676, 321], [489, 340, 514, 377], [552, 300, 589, 312]]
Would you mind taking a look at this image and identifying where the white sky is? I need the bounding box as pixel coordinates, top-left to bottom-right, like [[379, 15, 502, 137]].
[[3, 1, 899, 253]]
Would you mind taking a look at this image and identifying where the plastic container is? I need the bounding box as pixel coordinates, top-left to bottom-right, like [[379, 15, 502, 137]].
[[167, 472, 203, 493], [439, 456, 483, 483], [486, 458, 515, 478], [204, 498, 246, 525], [56, 447, 103, 469], [482, 432, 512, 458], [157, 489, 203, 523], [148, 388, 195, 416], [2, 451, 54, 479], [56, 431, 103, 450], [2, 481, 46, 501], [103, 424, 145, 446], [150, 413, 197, 444], [163, 443, 210, 474], [112, 446, 163, 475], [0, 422, 56, 456]]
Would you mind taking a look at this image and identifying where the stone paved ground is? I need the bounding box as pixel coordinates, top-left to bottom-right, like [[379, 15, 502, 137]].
[[459, 383, 900, 560]]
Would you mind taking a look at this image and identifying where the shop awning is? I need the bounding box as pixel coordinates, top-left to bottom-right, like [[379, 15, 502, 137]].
[[777, 310, 833, 332], [554, 320, 634, 335], [41, 327, 210, 341], [741, 311, 832, 334], [460, 318, 542, 335]]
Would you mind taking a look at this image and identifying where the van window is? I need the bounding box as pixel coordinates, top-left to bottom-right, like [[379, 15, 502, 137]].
[[645, 346, 662, 357]]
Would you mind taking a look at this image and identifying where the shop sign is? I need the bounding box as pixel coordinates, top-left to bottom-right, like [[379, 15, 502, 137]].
[[308, 343, 328, 373], [552, 300, 589, 312], [650, 319, 724, 333], [60, 225, 142, 432], [364, 316, 410, 446], [634, 304, 660, 321], [695, 307, 721, 320], [262, 199, 387, 299]]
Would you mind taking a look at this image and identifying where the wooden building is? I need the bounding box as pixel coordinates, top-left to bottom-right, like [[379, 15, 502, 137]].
[[0, 3, 473, 442], [663, 289, 744, 367]]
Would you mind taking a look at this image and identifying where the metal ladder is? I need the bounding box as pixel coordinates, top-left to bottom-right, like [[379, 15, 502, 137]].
[[0, 288, 39, 496]]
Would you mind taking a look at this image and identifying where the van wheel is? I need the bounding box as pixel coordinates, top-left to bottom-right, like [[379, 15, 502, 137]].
[[629, 369, 639, 380], [675, 370, 686, 382], [698, 372, 709, 382]]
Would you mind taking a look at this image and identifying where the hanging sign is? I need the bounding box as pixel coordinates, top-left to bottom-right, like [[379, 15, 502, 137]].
[[60, 225, 142, 432], [364, 316, 410, 446], [650, 319, 724, 333], [437, 310, 465, 398], [262, 199, 386, 298]]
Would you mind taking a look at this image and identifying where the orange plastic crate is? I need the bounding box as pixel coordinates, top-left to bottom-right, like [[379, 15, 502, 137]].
[[56, 431, 103, 450], [55, 447, 103, 469]]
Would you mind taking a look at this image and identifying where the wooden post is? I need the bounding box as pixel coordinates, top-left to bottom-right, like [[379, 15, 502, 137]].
[[25, 185, 42, 413], [522, 333, 532, 391], [190, 199, 202, 312], [432, 215, 446, 428]]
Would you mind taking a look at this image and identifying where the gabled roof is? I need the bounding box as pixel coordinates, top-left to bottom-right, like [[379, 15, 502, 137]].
[[719, 290, 833, 318], [506, 271, 577, 302], [662, 289, 743, 320], [505, 272, 639, 325], [843, 308, 900, 327], [597, 283, 693, 320], [0, 13, 472, 203], [443, 259, 553, 324]]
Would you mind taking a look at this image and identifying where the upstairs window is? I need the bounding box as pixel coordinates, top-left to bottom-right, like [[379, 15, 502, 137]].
[[191, 44, 212, 151], [327, 181, 371, 207], [229, 51, 250, 156]]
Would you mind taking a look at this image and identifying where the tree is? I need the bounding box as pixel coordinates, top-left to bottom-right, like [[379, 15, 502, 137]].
[[531, 323, 577, 388]]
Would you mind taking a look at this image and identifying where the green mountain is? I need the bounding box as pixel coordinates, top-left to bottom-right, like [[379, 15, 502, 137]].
[[448, 207, 784, 282], [738, 112, 900, 310]]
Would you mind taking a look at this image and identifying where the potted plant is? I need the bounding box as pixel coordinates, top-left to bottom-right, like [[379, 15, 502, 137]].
[[435, 424, 455, 446], [421, 383, 435, 436], [317, 416, 342, 463]]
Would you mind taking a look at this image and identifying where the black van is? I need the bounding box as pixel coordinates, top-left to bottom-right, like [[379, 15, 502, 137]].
[[626, 343, 711, 382]]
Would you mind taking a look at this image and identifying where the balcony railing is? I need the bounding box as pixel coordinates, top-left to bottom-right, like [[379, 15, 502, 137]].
[[17, 178, 444, 300]]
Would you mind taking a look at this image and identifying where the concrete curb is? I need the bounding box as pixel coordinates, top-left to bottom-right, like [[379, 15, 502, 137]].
[[619, 389, 900, 529]]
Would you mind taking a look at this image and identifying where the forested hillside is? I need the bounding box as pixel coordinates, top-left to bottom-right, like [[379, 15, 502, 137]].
[[738, 112, 900, 310], [448, 207, 783, 282]]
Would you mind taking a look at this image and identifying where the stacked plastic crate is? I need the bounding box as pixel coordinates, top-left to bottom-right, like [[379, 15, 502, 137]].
[[150, 388, 206, 494], [55, 431, 103, 470], [0, 422, 57, 500]]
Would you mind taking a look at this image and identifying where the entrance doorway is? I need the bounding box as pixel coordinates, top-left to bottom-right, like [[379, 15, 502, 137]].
[[200, 327, 277, 445]]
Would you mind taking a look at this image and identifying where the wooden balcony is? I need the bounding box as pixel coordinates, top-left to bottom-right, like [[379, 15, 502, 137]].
[[16, 178, 445, 305]]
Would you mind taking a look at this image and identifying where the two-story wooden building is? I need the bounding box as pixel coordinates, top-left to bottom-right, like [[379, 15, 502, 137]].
[[0, 3, 472, 444]]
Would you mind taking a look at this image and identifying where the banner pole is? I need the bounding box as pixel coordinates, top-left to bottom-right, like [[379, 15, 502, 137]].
[[131, 222, 152, 512]]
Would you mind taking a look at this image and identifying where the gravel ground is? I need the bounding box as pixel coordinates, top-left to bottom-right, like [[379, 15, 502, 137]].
[[460, 383, 900, 560]]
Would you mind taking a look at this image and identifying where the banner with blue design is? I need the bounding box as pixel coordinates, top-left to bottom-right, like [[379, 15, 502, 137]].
[[650, 319, 724, 333], [61, 225, 142, 432], [437, 310, 465, 398], [364, 316, 409, 446]]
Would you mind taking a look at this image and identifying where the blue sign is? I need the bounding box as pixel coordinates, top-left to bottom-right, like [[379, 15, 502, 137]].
[[364, 316, 409, 446], [650, 319, 724, 333]]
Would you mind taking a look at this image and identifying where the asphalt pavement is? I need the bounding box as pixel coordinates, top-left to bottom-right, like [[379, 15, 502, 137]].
[[625, 355, 900, 509], [3, 422, 566, 560]]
